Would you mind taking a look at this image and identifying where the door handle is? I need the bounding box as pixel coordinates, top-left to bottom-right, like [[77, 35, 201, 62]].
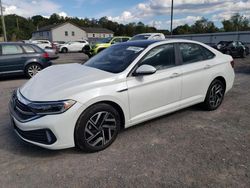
[[170, 73, 181, 78], [204, 65, 212, 69]]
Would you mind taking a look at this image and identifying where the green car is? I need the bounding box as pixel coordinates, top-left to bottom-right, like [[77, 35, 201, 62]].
[[90, 36, 131, 56]]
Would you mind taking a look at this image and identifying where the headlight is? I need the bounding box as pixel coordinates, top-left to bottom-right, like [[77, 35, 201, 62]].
[[28, 100, 76, 115]]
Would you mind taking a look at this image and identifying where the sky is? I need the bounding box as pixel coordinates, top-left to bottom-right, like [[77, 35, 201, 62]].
[[3, 0, 250, 30]]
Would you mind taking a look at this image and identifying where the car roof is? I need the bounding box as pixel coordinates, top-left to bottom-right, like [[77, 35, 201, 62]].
[[135, 33, 163, 36], [117, 38, 206, 48], [0, 42, 24, 45], [117, 40, 162, 47]]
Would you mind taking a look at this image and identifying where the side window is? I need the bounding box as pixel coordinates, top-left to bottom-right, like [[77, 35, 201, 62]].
[[72, 31, 75, 36], [2, 45, 23, 55], [152, 35, 160, 40], [179, 43, 204, 64], [65, 31, 68, 36], [22, 45, 35, 53], [112, 38, 122, 43], [122, 38, 129, 42], [140, 44, 175, 70], [200, 46, 215, 60]]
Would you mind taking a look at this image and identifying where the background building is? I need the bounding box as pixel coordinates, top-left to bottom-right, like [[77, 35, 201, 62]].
[[32, 22, 114, 42], [168, 31, 250, 45]]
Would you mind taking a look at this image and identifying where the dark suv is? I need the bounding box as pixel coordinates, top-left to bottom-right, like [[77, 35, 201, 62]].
[[214, 41, 249, 58], [0, 42, 52, 78]]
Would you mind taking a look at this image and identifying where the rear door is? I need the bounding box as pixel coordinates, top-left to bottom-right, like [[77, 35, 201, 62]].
[[0, 44, 25, 74], [177, 43, 216, 106]]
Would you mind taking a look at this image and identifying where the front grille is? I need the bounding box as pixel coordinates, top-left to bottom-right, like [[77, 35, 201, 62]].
[[10, 91, 38, 122], [14, 123, 57, 145]]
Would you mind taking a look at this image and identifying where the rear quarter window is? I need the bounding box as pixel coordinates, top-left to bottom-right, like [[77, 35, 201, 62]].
[[30, 44, 44, 53]]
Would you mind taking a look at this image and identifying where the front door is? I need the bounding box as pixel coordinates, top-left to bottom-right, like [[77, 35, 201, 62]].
[[126, 43, 182, 124]]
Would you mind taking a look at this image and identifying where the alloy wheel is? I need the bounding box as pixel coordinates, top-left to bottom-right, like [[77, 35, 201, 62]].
[[28, 64, 41, 77], [208, 83, 224, 108], [84, 111, 117, 148]]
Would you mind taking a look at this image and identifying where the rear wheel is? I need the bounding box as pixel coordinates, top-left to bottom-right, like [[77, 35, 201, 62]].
[[75, 103, 121, 152], [203, 79, 225, 111], [25, 63, 42, 78], [61, 47, 68, 53], [241, 50, 246, 58]]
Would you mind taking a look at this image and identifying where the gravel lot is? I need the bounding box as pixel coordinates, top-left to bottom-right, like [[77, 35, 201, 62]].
[[0, 53, 250, 188]]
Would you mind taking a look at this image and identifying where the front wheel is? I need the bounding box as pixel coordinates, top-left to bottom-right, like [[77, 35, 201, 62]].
[[203, 79, 225, 111], [74, 103, 121, 152]]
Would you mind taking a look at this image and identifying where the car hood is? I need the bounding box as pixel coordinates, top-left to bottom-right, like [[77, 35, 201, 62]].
[[20, 64, 116, 101]]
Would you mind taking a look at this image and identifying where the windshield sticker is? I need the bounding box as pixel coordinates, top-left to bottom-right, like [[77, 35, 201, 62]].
[[126, 46, 144, 53]]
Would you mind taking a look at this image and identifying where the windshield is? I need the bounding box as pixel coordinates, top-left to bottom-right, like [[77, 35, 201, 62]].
[[85, 45, 145, 73], [130, 34, 151, 41], [96, 37, 113, 44]]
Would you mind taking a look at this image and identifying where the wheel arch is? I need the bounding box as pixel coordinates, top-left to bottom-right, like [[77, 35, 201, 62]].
[[76, 100, 126, 130], [213, 76, 226, 88]]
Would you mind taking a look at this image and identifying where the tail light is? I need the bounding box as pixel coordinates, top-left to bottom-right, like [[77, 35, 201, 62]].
[[42, 52, 49, 59], [230, 60, 234, 68], [52, 43, 56, 49]]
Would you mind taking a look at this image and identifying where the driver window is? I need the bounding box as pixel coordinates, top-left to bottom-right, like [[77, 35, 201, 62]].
[[112, 38, 121, 44], [139, 44, 175, 70]]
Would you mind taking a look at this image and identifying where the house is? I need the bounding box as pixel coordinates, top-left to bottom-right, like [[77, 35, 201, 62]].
[[32, 22, 114, 42], [81, 27, 114, 43]]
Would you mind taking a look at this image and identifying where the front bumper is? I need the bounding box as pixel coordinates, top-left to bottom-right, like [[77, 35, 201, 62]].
[[9, 96, 85, 150]]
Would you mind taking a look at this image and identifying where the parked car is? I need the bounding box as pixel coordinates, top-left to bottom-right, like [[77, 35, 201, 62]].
[[9, 40, 235, 152], [89, 36, 131, 56], [0, 42, 52, 78], [59, 40, 89, 53], [52, 41, 65, 52], [130, 33, 165, 41], [44, 48, 59, 60], [214, 41, 249, 58], [31, 40, 52, 49]]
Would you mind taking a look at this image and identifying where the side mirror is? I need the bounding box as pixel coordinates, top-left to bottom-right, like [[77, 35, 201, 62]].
[[133, 64, 156, 76], [111, 41, 116, 45]]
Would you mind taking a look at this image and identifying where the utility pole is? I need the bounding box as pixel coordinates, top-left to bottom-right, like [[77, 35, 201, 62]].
[[0, 0, 7, 41], [170, 0, 174, 36]]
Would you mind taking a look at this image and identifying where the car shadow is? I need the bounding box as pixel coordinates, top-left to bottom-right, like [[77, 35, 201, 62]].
[[0, 75, 28, 81], [1, 104, 204, 157], [120, 104, 204, 134]]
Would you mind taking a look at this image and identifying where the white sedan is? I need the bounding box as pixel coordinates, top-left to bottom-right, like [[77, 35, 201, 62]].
[[9, 39, 235, 152], [59, 40, 89, 53]]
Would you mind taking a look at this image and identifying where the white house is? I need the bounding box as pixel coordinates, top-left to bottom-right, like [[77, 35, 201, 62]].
[[32, 22, 114, 42]]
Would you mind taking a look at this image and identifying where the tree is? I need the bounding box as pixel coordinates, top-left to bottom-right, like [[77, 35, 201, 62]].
[[191, 17, 219, 33], [173, 24, 191, 35], [222, 13, 250, 32]]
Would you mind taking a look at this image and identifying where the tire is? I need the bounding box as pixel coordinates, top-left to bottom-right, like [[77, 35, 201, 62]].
[[241, 50, 246, 58], [225, 50, 231, 55], [203, 79, 226, 111], [25, 63, 42, 78], [74, 103, 121, 152], [82, 45, 90, 53], [61, 47, 68, 53]]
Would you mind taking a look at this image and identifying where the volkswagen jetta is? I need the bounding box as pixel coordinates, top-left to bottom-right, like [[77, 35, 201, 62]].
[[9, 40, 235, 152]]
